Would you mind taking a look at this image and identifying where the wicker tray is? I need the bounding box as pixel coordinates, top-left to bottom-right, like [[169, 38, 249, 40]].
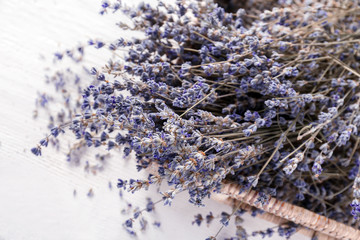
[[212, 182, 360, 240]]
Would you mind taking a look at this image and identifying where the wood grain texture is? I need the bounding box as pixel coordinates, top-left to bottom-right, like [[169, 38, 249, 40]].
[[0, 1, 308, 239]]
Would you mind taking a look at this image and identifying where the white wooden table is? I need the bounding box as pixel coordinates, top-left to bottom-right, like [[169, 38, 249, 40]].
[[0, 1, 306, 239]]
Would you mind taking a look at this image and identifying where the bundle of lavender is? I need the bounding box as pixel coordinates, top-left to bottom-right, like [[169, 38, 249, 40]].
[[32, 0, 360, 239]]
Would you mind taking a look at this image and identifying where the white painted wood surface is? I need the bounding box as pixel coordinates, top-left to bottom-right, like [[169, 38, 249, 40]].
[[0, 1, 307, 239]]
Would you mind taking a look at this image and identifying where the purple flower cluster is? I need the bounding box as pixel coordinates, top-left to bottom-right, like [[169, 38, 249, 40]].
[[32, 0, 360, 238]]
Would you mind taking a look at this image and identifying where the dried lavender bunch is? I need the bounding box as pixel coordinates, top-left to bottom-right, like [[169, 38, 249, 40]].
[[32, 0, 360, 238]]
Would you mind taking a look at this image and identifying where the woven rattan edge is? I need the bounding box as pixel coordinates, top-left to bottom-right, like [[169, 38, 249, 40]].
[[213, 182, 360, 240]]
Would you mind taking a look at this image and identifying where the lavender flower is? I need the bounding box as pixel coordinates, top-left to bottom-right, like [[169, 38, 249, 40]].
[[32, 0, 360, 238]]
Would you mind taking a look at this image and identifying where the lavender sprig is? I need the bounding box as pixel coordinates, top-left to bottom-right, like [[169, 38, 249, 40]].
[[32, 0, 360, 238]]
